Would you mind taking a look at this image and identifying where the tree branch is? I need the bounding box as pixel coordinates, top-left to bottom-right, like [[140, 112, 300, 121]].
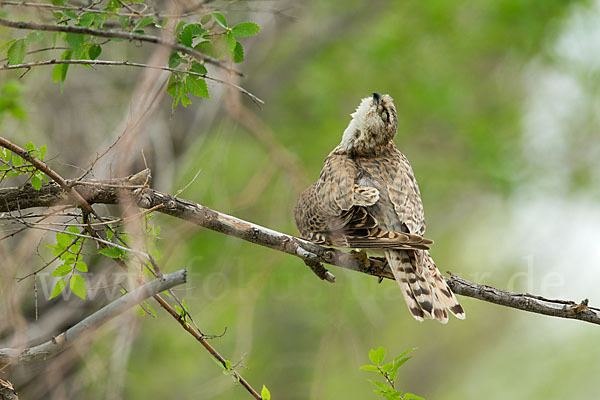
[[0, 16, 241, 76], [2, 168, 599, 326], [0, 269, 187, 366], [0, 59, 263, 104]]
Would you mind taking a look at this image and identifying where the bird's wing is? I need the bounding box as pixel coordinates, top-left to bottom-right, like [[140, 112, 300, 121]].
[[385, 149, 426, 236], [294, 153, 432, 249]]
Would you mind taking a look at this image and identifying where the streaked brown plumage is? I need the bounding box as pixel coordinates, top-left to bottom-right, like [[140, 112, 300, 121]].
[[294, 93, 465, 323]]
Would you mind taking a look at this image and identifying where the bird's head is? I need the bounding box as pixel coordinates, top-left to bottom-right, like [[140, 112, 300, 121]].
[[337, 93, 398, 154]]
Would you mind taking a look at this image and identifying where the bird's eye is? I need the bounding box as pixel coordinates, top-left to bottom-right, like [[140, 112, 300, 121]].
[[381, 110, 388, 122]]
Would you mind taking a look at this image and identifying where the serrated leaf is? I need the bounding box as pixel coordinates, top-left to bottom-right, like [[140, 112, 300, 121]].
[[70, 274, 86, 299], [185, 76, 209, 98], [231, 22, 261, 38], [106, 229, 114, 240], [75, 261, 87, 272], [7, 39, 27, 65], [52, 264, 72, 277], [261, 385, 271, 400], [88, 44, 101, 60], [360, 365, 380, 372], [403, 393, 424, 400], [233, 41, 244, 63], [99, 247, 125, 259], [49, 278, 67, 299], [211, 12, 227, 28], [67, 226, 79, 234], [38, 145, 47, 160], [180, 25, 194, 47], [30, 175, 42, 190], [369, 346, 386, 366], [56, 232, 72, 248]]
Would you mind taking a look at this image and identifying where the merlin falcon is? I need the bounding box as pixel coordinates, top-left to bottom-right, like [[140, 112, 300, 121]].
[[294, 93, 465, 323]]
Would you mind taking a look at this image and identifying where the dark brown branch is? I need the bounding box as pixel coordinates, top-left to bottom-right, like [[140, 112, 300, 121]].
[[2, 168, 599, 326], [0, 16, 241, 76], [0, 269, 187, 366]]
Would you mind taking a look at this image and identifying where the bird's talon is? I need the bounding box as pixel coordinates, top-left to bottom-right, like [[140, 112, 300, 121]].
[[350, 249, 371, 268]]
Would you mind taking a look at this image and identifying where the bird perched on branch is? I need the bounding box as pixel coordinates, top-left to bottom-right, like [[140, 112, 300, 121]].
[[294, 93, 465, 323]]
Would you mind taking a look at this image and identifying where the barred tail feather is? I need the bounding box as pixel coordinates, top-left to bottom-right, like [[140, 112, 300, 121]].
[[386, 250, 465, 323]]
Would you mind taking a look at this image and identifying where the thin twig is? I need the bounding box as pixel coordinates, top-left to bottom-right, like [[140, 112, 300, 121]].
[[0, 59, 263, 104], [0, 16, 242, 76], [0, 269, 188, 365]]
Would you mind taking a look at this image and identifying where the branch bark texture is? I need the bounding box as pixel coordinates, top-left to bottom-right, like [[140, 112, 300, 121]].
[[0, 269, 187, 366], [2, 170, 599, 326]]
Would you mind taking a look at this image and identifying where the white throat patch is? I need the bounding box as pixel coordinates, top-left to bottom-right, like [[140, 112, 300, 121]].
[[338, 97, 373, 152]]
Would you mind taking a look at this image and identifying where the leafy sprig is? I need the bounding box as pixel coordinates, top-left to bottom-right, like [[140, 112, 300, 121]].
[[361, 347, 423, 400]]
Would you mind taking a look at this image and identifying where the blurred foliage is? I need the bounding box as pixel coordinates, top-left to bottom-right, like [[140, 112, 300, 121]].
[[2, 0, 600, 399]]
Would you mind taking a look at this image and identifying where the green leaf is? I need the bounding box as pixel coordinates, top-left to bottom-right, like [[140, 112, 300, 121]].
[[38, 145, 47, 160], [393, 348, 416, 362], [7, 39, 27, 65], [88, 44, 102, 60], [52, 50, 72, 88], [360, 365, 379, 372], [369, 346, 386, 366], [134, 17, 155, 29], [185, 76, 209, 98], [67, 226, 79, 234], [75, 261, 88, 272], [30, 175, 42, 190], [99, 247, 125, 259], [65, 33, 85, 57], [404, 393, 424, 400], [194, 41, 217, 58], [70, 274, 86, 300], [261, 385, 271, 400], [180, 25, 194, 47], [52, 263, 72, 277], [381, 361, 394, 373], [200, 14, 212, 25], [369, 380, 392, 392], [56, 232, 73, 248], [64, 10, 78, 20], [233, 41, 244, 63], [190, 62, 207, 75], [78, 12, 95, 27], [49, 278, 67, 299], [25, 31, 44, 45], [211, 12, 227, 28], [168, 52, 183, 68], [231, 22, 262, 38]]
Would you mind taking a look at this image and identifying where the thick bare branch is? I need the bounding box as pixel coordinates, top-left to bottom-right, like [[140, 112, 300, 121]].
[[0, 269, 187, 366], [2, 169, 599, 326]]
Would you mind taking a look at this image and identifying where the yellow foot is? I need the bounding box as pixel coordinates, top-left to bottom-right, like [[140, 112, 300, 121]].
[[350, 249, 371, 268]]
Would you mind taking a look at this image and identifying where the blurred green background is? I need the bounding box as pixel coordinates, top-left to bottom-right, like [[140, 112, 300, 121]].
[[2, 0, 600, 398]]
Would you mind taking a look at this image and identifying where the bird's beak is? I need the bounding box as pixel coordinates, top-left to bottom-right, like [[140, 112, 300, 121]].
[[372, 92, 382, 105]]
